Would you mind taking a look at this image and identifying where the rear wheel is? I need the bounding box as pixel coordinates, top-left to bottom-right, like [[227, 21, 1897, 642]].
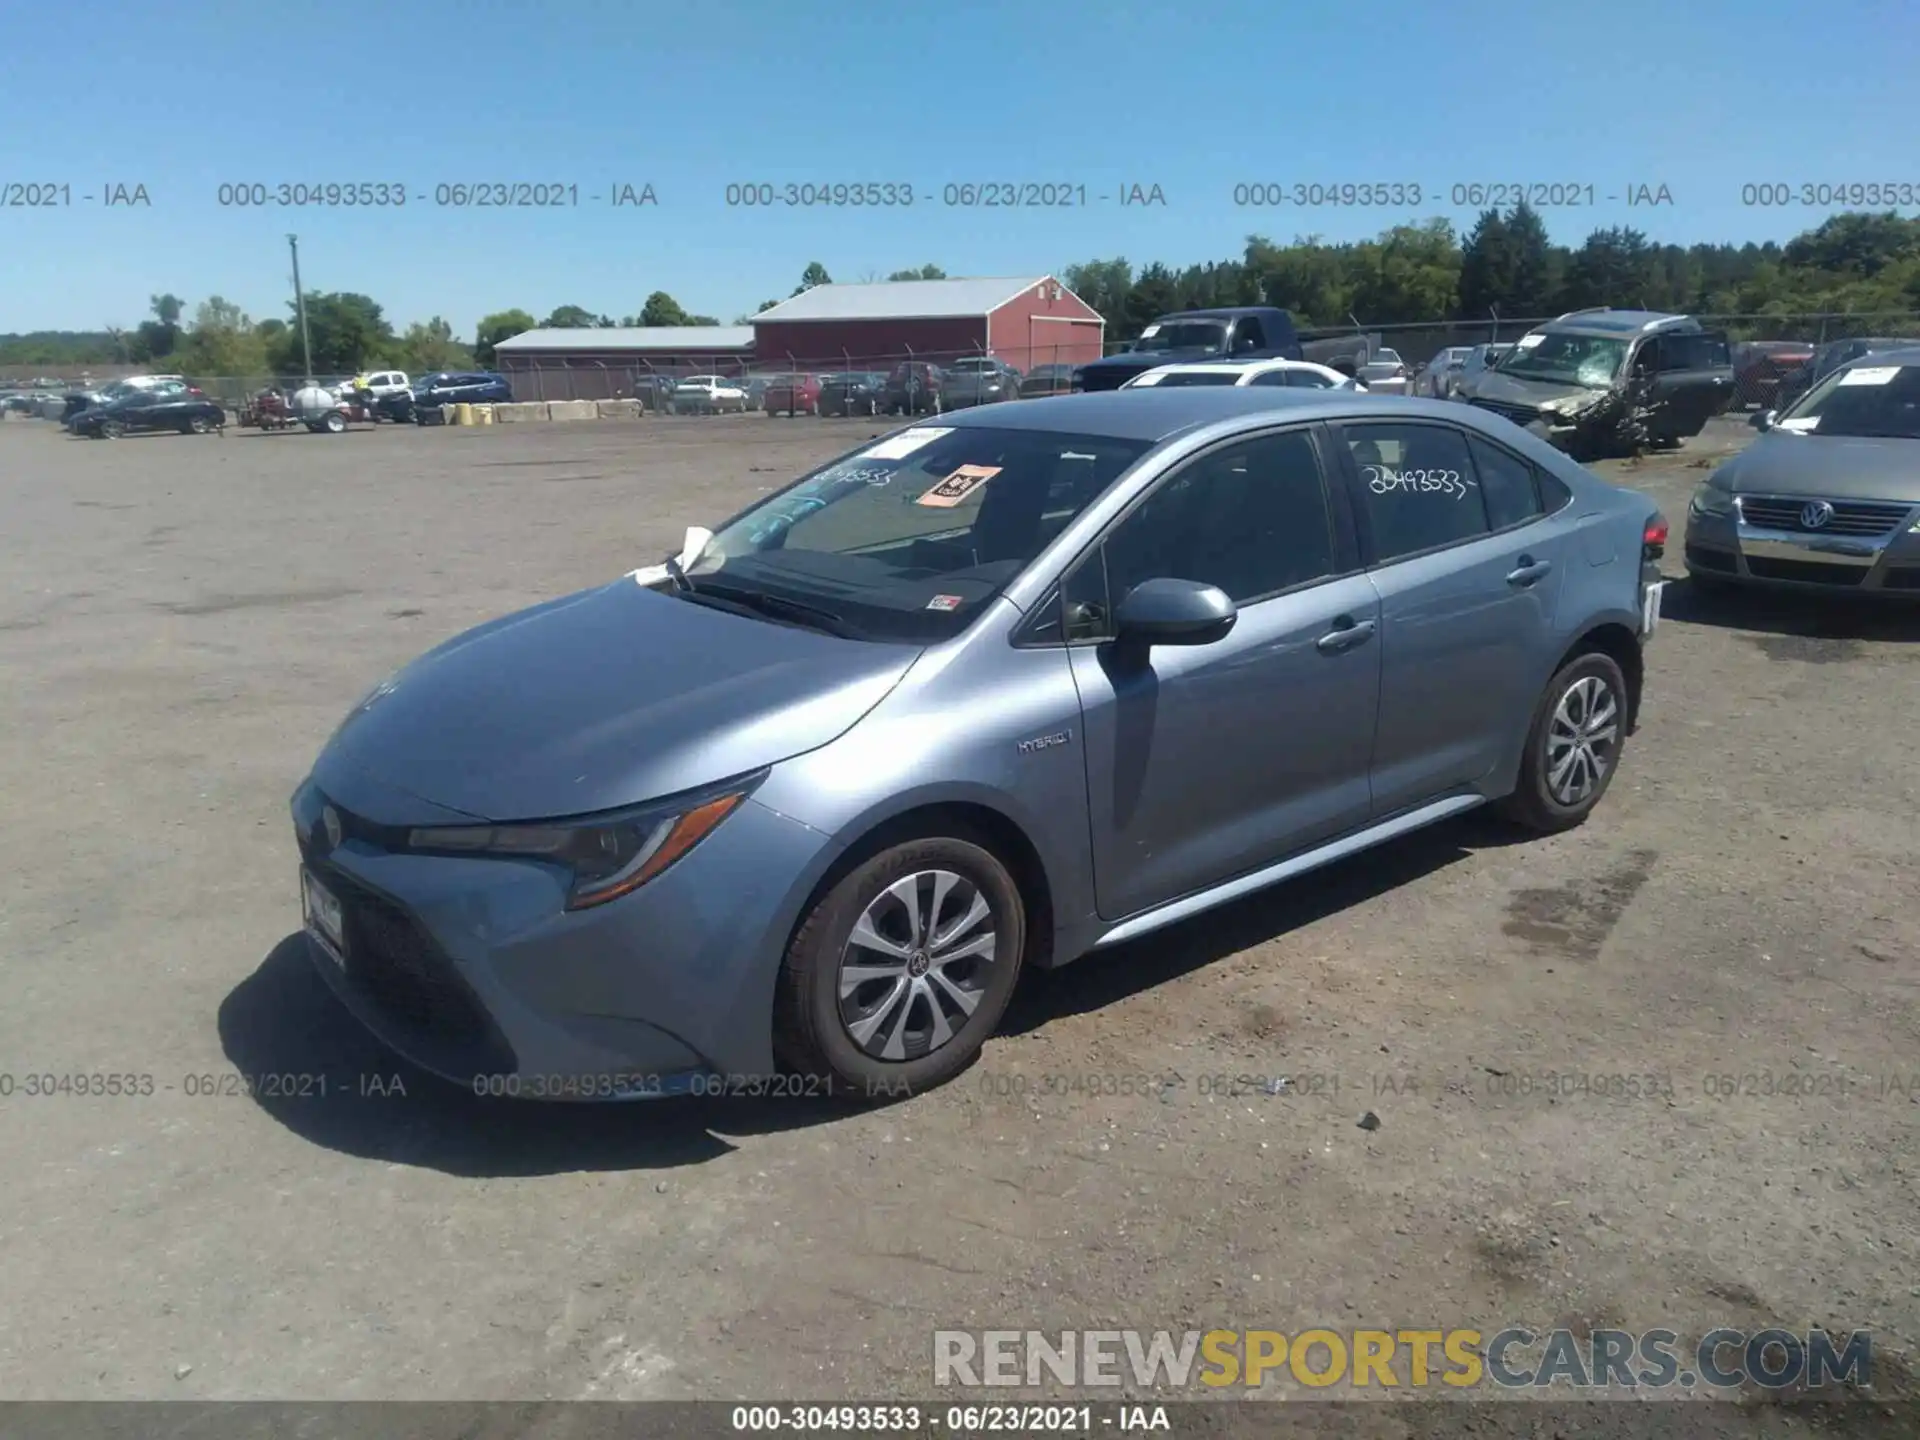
[[321, 411, 347, 434], [774, 835, 1026, 1096], [188, 415, 212, 434], [1498, 651, 1629, 834]]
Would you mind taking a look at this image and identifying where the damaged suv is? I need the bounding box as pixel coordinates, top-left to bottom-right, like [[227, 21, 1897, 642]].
[[1463, 310, 1734, 459]]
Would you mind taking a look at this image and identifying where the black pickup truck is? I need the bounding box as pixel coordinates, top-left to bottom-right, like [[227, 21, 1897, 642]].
[[1075, 307, 1309, 391]]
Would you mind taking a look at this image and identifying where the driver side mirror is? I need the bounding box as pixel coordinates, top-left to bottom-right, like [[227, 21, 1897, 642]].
[[1750, 409, 1776, 432], [1112, 578, 1237, 649]]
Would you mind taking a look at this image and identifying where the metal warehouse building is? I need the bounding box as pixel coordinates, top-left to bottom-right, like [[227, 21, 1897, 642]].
[[751, 276, 1104, 373], [493, 325, 755, 401]]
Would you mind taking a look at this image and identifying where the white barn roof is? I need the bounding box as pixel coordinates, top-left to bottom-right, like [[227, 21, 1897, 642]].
[[494, 326, 753, 353]]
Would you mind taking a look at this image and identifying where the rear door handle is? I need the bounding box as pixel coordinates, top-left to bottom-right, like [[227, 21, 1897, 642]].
[[1507, 557, 1554, 587], [1316, 617, 1377, 653]]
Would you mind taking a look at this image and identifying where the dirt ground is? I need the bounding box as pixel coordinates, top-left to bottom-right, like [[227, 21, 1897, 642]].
[[0, 408, 1916, 1416]]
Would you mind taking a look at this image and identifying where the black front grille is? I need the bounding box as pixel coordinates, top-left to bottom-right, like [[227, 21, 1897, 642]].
[[316, 863, 516, 1073], [1882, 567, 1920, 590], [1738, 495, 1912, 537], [1686, 543, 1739, 573], [1743, 557, 1866, 586], [1470, 398, 1541, 426]]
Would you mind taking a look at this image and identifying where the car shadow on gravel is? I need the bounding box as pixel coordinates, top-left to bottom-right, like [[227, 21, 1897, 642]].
[[1001, 808, 1529, 1036], [219, 936, 865, 1176], [1663, 574, 1920, 647]]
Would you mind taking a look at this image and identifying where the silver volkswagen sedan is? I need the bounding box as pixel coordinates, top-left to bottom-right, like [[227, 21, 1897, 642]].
[[1684, 348, 1920, 596]]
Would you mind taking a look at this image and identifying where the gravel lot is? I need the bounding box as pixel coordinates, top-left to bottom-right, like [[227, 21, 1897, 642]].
[[1, 410, 1916, 1418]]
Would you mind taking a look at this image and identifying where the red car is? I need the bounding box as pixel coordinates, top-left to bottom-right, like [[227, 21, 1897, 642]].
[[763, 373, 822, 416], [1732, 341, 1816, 411]]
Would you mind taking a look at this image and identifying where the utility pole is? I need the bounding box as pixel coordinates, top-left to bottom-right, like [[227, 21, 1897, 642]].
[[288, 233, 314, 384]]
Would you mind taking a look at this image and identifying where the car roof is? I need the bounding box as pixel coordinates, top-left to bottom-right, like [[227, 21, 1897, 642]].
[[1537, 309, 1697, 337], [1140, 358, 1313, 375], [1841, 346, 1920, 367], [934, 386, 1454, 442]]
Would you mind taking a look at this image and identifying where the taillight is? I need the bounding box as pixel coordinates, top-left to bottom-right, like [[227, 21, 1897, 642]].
[[1643, 513, 1669, 561]]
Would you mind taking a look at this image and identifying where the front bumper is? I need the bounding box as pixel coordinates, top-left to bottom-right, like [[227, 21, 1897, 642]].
[[1683, 496, 1920, 596], [290, 761, 842, 1097]]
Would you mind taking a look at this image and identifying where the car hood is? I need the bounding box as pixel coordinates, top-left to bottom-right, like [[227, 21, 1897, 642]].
[[1464, 370, 1600, 409], [1716, 433, 1920, 502], [324, 579, 920, 821]]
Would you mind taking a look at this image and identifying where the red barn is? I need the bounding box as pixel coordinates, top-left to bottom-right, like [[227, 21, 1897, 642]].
[[751, 276, 1104, 374]]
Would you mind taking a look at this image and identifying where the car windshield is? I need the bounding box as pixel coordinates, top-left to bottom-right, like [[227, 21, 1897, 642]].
[[1777, 362, 1920, 439], [1146, 370, 1241, 387], [1496, 332, 1630, 388], [686, 425, 1153, 643], [1130, 320, 1228, 354]]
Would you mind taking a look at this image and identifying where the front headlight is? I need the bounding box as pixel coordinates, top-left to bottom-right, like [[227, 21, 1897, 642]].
[[1689, 483, 1736, 518], [406, 786, 753, 910]]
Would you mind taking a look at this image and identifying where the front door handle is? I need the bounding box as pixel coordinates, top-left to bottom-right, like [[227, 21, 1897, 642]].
[[1507, 557, 1554, 587], [1316, 617, 1377, 654]]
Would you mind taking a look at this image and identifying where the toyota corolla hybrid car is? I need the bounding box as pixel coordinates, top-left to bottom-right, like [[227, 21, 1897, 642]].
[[294, 389, 1665, 1100], [1683, 348, 1920, 597]]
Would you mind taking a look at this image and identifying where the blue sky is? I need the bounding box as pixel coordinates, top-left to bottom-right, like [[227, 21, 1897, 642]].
[[2, 0, 1915, 337]]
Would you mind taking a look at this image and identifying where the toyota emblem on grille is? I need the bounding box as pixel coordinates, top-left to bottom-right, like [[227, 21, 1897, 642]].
[[322, 805, 342, 851], [1801, 501, 1835, 529]]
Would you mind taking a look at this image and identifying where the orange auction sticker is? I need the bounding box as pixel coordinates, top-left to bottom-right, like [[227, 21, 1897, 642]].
[[917, 465, 1001, 508]]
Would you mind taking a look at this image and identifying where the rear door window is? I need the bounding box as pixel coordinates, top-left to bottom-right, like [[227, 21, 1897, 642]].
[[1337, 421, 1491, 562], [1466, 435, 1545, 531]]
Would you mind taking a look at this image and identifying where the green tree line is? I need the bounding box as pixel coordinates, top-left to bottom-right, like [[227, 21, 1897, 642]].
[[6, 212, 1916, 373], [1062, 207, 1920, 343]]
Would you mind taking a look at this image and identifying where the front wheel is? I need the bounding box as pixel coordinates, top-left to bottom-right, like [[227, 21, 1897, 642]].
[[1498, 651, 1629, 834], [773, 836, 1026, 1097], [99, 419, 124, 439]]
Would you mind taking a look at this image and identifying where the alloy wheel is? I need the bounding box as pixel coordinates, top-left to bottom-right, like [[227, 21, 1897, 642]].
[[837, 869, 998, 1062], [1545, 674, 1620, 807]]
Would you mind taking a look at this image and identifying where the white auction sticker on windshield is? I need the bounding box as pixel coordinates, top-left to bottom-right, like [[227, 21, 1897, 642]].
[[1777, 417, 1819, 432], [1138, 324, 1161, 338], [1513, 334, 1545, 350], [925, 594, 964, 612], [858, 428, 951, 461], [1838, 365, 1901, 386]]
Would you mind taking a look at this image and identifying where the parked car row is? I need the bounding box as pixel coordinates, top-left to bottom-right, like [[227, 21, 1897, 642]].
[[650, 360, 1092, 420], [70, 378, 227, 438]]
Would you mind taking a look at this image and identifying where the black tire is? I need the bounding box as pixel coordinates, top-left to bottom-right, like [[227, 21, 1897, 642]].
[[99, 419, 123, 439], [1498, 650, 1630, 834], [188, 415, 212, 435], [773, 834, 1026, 1097], [322, 411, 347, 434]]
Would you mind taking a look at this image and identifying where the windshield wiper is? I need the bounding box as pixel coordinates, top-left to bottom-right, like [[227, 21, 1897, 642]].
[[662, 553, 694, 593], [680, 580, 860, 638]]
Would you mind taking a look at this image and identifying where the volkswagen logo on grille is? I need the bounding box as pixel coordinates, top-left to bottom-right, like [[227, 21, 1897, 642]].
[[1801, 500, 1835, 530], [321, 805, 343, 851]]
